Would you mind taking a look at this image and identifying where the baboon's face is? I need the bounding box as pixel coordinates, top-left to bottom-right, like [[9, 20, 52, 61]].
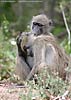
[[31, 22, 44, 36], [31, 14, 53, 36]]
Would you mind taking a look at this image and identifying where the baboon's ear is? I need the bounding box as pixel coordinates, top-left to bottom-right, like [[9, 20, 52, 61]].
[[48, 20, 53, 26]]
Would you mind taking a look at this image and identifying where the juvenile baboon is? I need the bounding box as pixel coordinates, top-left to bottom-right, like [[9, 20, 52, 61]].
[[15, 32, 34, 80]]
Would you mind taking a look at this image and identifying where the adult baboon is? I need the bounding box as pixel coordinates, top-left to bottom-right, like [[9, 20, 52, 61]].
[[27, 15, 71, 80]]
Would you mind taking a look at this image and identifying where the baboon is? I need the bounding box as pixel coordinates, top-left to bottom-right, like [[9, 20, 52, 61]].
[[16, 32, 34, 80], [27, 15, 71, 81]]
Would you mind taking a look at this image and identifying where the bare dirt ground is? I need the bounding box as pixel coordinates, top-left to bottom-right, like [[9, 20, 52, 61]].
[[0, 83, 28, 100], [0, 82, 71, 100]]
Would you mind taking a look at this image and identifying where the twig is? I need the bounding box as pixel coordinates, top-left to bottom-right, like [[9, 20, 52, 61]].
[[45, 86, 71, 100], [60, 4, 71, 50]]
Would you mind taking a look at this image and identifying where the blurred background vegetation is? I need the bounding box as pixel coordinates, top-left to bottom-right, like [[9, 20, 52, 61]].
[[0, 0, 71, 80]]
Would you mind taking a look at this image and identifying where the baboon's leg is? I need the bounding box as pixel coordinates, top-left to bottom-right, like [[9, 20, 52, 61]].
[[15, 56, 31, 80], [27, 44, 46, 80]]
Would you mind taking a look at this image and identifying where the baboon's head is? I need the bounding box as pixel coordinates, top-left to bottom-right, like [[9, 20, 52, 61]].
[[16, 32, 28, 52], [31, 14, 53, 36]]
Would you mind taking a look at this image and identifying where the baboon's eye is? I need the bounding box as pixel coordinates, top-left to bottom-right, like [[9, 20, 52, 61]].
[[33, 22, 43, 27]]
